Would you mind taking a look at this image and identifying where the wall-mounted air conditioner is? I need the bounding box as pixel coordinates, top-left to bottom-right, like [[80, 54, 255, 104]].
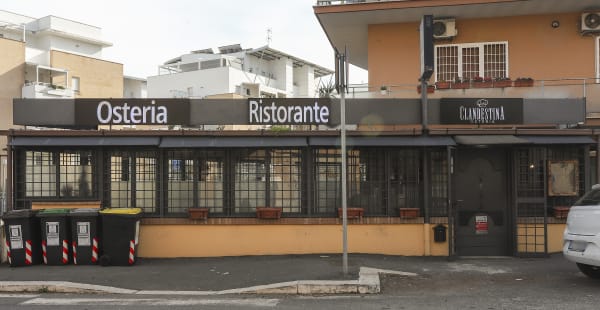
[[433, 19, 457, 39], [581, 12, 600, 33]]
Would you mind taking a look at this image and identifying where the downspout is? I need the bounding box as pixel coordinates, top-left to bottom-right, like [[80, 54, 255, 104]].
[[6, 131, 13, 211]]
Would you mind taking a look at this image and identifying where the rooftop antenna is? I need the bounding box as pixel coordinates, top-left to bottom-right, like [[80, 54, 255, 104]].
[[266, 28, 272, 46]]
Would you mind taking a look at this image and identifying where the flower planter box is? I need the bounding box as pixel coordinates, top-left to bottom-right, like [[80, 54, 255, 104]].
[[256, 207, 282, 219], [338, 207, 364, 219], [188, 207, 209, 220], [493, 80, 513, 88], [451, 82, 470, 89], [472, 81, 493, 88], [435, 81, 451, 90], [417, 85, 435, 94], [553, 206, 570, 219], [399, 208, 420, 219], [514, 80, 534, 87]]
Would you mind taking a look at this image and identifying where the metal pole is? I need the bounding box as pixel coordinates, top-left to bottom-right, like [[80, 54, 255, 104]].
[[341, 84, 348, 275]]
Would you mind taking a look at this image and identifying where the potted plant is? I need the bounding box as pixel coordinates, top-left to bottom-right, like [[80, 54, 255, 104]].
[[380, 85, 388, 95], [514, 77, 534, 87], [256, 207, 282, 219], [338, 207, 364, 219], [452, 77, 470, 89], [493, 77, 513, 88], [188, 207, 209, 220], [399, 208, 420, 219], [553, 206, 570, 219], [472, 76, 493, 88], [435, 80, 451, 90], [417, 84, 435, 94]]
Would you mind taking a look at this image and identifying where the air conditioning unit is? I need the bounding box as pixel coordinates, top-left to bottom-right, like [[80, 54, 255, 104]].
[[433, 19, 457, 39], [581, 12, 600, 33]]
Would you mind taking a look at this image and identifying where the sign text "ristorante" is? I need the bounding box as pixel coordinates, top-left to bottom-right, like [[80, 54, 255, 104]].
[[249, 99, 330, 125]]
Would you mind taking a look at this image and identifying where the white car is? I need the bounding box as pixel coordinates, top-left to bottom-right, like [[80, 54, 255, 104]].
[[563, 184, 600, 278]]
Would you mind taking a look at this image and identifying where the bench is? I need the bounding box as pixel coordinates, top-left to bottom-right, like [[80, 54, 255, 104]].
[[31, 201, 101, 210]]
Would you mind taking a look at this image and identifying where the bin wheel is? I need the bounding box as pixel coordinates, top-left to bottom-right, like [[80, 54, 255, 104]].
[[99, 255, 111, 267]]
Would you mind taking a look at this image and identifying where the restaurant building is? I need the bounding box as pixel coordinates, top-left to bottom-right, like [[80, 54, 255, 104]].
[[2, 94, 594, 258]]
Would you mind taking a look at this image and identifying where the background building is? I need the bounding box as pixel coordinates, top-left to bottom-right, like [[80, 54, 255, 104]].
[[148, 44, 333, 99]]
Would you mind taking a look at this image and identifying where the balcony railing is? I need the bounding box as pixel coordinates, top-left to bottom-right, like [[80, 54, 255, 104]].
[[339, 77, 600, 117], [22, 82, 74, 99]]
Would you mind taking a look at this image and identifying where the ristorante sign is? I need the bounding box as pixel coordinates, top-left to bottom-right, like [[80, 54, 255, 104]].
[[440, 98, 523, 124], [75, 99, 190, 126], [248, 98, 331, 125]]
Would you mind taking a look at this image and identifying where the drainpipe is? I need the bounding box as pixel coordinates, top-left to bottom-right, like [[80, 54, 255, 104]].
[[6, 132, 12, 211]]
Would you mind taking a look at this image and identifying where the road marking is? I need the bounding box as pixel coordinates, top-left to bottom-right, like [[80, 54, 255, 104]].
[[21, 297, 280, 307], [0, 294, 39, 298]]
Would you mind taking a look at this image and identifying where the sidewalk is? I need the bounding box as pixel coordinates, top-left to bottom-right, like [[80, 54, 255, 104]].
[[0, 254, 572, 295]]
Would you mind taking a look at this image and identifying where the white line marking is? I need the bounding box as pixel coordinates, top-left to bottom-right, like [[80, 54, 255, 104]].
[[0, 294, 39, 298], [21, 297, 280, 307]]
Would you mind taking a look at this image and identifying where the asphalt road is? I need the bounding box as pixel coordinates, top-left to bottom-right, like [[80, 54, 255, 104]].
[[1, 254, 600, 309]]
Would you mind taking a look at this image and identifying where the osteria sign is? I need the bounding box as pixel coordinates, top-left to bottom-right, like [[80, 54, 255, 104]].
[[75, 99, 190, 126]]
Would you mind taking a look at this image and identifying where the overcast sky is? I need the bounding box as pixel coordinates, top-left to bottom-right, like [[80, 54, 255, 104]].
[[3, 0, 368, 83]]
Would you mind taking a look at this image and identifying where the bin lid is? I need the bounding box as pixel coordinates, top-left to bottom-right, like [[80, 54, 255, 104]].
[[2, 209, 38, 219], [69, 208, 99, 216], [37, 208, 71, 216], [99, 208, 142, 215]]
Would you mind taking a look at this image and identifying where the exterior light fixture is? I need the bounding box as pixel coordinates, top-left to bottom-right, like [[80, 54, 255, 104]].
[[551, 20, 560, 28]]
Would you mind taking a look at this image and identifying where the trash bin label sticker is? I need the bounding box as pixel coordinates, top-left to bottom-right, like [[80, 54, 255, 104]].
[[9, 225, 23, 249], [46, 222, 60, 246], [77, 222, 91, 246], [135, 220, 140, 245], [475, 215, 489, 235]]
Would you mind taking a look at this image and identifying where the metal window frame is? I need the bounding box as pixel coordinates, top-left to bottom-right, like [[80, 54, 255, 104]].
[[434, 41, 509, 82]]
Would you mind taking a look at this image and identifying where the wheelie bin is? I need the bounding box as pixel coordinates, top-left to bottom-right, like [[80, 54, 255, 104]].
[[37, 208, 71, 265], [99, 208, 141, 266], [2, 209, 41, 266], [69, 208, 101, 265]]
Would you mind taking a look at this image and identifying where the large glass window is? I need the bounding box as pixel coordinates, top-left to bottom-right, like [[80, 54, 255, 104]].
[[105, 150, 157, 213], [23, 150, 94, 199], [435, 41, 508, 81]]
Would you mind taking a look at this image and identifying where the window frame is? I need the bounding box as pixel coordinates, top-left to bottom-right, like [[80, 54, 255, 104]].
[[434, 41, 509, 82]]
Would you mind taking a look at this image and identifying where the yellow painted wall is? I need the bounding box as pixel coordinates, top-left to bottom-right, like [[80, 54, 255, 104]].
[[138, 224, 449, 257], [516, 223, 566, 254], [368, 12, 596, 89], [548, 224, 566, 253], [0, 38, 25, 155], [50, 50, 123, 98]]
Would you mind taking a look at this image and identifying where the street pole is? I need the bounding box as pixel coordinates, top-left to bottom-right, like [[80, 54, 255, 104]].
[[341, 82, 348, 275]]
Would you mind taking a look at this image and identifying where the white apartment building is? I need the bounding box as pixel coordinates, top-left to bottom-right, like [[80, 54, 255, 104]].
[[148, 44, 333, 99]]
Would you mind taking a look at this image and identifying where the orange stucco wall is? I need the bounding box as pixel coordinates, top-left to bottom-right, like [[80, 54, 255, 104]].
[[368, 13, 597, 88], [138, 223, 449, 257]]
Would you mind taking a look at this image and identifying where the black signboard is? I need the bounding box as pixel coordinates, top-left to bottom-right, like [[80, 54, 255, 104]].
[[440, 98, 523, 124], [248, 98, 331, 125], [75, 99, 190, 126]]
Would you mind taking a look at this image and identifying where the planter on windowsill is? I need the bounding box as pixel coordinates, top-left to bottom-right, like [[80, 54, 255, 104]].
[[188, 207, 209, 220], [417, 85, 435, 94], [472, 81, 493, 88], [338, 207, 364, 220], [493, 80, 513, 88], [452, 82, 470, 89], [553, 206, 570, 219], [399, 208, 420, 219], [256, 207, 282, 219], [435, 81, 451, 90]]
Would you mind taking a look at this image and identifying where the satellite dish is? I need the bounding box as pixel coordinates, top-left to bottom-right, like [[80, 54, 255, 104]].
[[585, 13, 600, 29], [433, 21, 447, 36]]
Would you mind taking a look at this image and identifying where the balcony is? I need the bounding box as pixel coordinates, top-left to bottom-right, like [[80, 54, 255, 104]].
[[22, 82, 74, 99], [344, 78, 600, 122]]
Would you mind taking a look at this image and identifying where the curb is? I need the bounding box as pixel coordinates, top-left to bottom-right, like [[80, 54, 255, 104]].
[[0, 267, 417, 295]]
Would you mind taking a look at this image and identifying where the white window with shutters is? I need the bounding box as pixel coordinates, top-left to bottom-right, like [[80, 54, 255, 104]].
[[435, 41, 509, 82]]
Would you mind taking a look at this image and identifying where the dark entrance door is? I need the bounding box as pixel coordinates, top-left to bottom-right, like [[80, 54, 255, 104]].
[[454, 148, 509, 256]]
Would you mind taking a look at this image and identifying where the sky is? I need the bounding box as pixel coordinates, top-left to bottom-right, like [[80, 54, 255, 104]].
[[2, 0, 368, 83]]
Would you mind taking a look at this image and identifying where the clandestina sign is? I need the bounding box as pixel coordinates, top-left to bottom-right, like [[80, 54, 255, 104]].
[[440, 98, 523, 124], [75, 99, 190, 126], [248, 98, 331, 125]]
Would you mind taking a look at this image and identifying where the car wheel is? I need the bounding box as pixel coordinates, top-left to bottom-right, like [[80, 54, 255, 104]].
[[576, 263, 600, 279]]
